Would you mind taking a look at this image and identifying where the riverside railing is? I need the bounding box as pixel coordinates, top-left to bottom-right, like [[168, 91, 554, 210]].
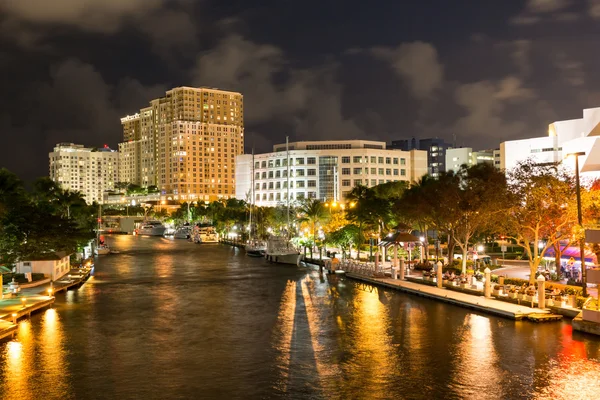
[[337, 260, 378, 277]]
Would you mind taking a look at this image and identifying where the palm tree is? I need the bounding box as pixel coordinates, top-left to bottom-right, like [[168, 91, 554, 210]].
[[0, 168, 25, 217], [56, 189, 87, 219], [346, 184, 388, 259], [297, 198, 329, 258]]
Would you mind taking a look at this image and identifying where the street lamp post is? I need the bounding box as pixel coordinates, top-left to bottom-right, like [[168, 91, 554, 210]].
[[568, 151, 587, 297]]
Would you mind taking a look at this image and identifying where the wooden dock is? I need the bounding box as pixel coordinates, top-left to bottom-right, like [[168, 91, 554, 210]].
[[0, 320, 17, 341], [51, 267, 92, 294], [0, 267, 92, 342], [527, 313, 563, 322]]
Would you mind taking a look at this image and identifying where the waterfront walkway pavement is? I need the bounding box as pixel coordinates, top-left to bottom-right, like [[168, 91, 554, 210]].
[[345, 273, 549, 320], [0, 294, 54, 340], [0, 266, 91, 341]]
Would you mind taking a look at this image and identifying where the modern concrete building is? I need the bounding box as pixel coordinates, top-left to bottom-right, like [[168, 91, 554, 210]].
[[235, 140, 428, 207], [499, 107, 600, 180], [389, 137, 450, 178], [49, 143, 118, 204], [119, 86, 244, 202], [445, 147, 495, 173]]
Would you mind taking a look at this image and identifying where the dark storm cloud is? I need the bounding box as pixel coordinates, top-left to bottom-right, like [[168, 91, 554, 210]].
[[0, 0, 165, 32], [2, 0, 600, 181], [0, 58, 165, 180]]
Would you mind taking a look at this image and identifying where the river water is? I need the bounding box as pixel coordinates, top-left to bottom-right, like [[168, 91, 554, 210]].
[[0, 235, 599, 399]]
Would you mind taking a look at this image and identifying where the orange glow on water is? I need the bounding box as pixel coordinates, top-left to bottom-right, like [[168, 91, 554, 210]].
[[272, 280, 296, 392]]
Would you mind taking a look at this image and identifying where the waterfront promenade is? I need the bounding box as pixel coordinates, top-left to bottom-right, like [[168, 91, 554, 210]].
[[345, 272, 549, 320], [0, 265, 92, 341]]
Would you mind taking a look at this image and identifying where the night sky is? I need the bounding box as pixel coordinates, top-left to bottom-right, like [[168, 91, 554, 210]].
[[2, 0, 600, 182]]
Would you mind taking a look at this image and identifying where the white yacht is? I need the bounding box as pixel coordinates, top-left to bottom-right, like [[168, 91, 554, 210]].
[[246, 239, 266, 257], [174, 226, 192, 239], [264, 137, 302, 266], [198, 226, 218, 243], [265, 237, 302, 266], [190, 225, 217, 243], [95, 206, 110, 255], [96, 243, 111, 255], [137, 221, 167, 236]]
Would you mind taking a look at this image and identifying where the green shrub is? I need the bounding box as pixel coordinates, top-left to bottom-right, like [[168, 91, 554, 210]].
[[413, 264, 432, 271], [442, 266, 462, 275]]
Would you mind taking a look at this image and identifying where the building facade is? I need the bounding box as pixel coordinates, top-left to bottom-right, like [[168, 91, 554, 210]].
[[49, 143, 118, 204], [15, 252, 72, 282], [235, 140, 427, 207], [445, 147, 495, 172], [119, 86, 244, 202], [499, 107, 600, 180], [389, 137, 450, 178]]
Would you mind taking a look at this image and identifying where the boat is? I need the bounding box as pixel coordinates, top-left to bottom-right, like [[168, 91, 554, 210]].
[[95, 204, 110, 255], [245, 147, 266, 257], [264, 136, 302, 266], [97, 244, 111, 255], [137, 221, 167, 236], [198, 226, 218, 243], [265, 237, 302, 266], [174, 225, 192, 239], [246, 239, 266, 257]]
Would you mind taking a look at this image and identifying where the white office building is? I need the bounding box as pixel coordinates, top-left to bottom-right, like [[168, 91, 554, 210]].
[[445, 147, 495, 173], [499, 107, 600, 180], [235, 140, 428, 207], [49, 143, 118, 204]]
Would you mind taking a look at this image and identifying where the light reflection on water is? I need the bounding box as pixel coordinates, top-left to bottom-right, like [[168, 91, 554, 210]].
[[0, 235, 597, 399]]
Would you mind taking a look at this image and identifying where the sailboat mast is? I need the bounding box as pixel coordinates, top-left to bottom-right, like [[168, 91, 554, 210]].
[[286, 137, 291, 236], [250, 148, 254, 238], [97, 203, 101, 246]]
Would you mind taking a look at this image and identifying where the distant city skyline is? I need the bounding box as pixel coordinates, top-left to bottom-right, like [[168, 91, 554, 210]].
[[4, 1, 600, 182]]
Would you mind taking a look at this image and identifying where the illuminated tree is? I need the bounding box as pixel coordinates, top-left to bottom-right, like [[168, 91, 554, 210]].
[[297, 198, 329, 258], [346, 184, 390, 259], [503, 161, 578, 284]]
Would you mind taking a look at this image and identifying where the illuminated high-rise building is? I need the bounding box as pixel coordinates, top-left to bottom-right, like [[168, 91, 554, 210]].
[[49, 143, 118, 204], [119, 87, 244, 202]]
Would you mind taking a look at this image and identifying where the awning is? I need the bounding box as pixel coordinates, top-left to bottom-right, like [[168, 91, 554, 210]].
[[0, 266, 12, 274], [378, 232, 420, 247], [543, 246, 596, 263]]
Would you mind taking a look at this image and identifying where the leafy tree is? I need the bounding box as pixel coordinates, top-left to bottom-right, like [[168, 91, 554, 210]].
[[396, 175, 439, 260], [32, 177, 87, 218], [297, 199, 329, 258], [0, 168, 25, 218], [326, 224, 363, 260], [502, 161, 577, 283], [0, 171, 95, 265], [448, 163, 510, 273], [346, 184, 388, 259]]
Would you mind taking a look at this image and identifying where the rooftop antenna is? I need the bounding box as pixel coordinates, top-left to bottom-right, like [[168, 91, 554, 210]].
[[452, 133, 457, 148]]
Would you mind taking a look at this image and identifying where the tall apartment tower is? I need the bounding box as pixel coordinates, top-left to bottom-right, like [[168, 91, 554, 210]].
[[49, 143, 118, 204], [390, 137, 450, 178], [119, 86, 244, 202]]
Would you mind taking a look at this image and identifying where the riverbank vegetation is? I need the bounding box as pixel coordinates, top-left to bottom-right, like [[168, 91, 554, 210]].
[[0, 169, 96, 265], [4, 159, 600, 285]]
